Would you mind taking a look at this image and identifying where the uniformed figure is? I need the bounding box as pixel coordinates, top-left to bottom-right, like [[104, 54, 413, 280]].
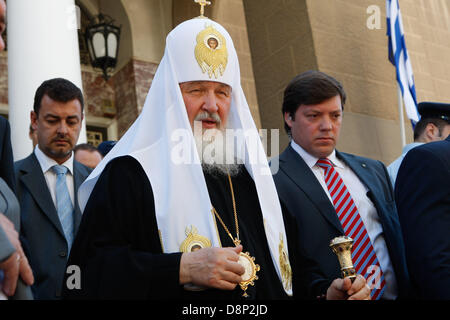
[[395, 130, 450, 299], [387, 102, 450, 187]]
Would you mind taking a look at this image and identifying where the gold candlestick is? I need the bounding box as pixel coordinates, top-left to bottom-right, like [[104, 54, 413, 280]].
[[330, 236, 356, 282]]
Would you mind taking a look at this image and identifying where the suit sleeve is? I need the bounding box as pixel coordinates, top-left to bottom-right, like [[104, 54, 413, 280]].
[[395, 147, 450, 299], [0, 117, 16, 261], [63, 156, 182, 300], [0, 225, 15, 262], [0, 117, 16, 193], [281, 203, 332, 299]]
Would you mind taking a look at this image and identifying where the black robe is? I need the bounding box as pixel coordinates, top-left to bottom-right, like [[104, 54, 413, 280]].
[[63, 156, 329, 300]]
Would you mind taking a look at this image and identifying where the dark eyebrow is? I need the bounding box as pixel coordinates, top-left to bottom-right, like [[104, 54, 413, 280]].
[[44, 114, 60, 119], [43, 114, 80, 120], [66, 115, 81, 120]]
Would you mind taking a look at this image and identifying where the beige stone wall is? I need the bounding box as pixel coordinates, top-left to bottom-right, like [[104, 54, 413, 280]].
[[122, 0, 173, 64], [244, 0, 319, 151], [244, 0, 450, 165], [307, 0, 450, 164], [400, 0, 450, 103]]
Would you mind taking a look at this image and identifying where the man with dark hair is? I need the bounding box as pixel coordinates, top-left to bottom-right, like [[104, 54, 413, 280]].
[[14, 78, 91, 299], [74, 143, 102, 169], [272, 70, 412, 300], [387, 102, 450, 186]]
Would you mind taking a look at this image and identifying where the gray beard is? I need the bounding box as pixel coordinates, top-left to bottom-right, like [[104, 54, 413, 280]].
[[194, 128, 243, 177], [201, 162, 242, 177]]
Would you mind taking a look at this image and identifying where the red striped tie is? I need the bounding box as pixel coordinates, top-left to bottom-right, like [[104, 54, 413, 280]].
[[317, 158, 385, 300]]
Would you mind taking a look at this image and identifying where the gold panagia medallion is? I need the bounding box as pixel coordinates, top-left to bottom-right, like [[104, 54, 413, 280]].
[[238, 251, 260, 297], [180, 225, 212, 252], [194, 24, 228, 79]]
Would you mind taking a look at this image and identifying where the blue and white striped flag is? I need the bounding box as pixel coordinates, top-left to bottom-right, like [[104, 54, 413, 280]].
[[386, 0, 420, 124]]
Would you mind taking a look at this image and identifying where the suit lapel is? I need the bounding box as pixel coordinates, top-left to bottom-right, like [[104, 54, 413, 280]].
[[337, 152, 371, 191], [279, 146, 344, 234], [19, 154, 66, 239], [337, 151, 388, 219]]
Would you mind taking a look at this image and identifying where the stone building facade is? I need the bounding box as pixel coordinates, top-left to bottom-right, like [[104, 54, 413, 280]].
[[244, 0, 450, 163], [1, 0, 450, 163]]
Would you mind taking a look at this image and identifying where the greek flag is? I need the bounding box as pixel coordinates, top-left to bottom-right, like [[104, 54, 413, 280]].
[[386, 0, 420, 124]]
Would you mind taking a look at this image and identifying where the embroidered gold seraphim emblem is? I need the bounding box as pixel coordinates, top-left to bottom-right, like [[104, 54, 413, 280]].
[[180, 225, 212, 252], [279, 233, 292, 291], [195, 24, 228, 79]]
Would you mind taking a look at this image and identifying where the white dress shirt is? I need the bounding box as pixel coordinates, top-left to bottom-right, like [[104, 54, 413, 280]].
[[291, 141, 398, 300], [34, 146, 75, 208]]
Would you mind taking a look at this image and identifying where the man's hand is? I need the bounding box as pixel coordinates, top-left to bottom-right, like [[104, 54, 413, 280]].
[[326, 274, 371, 300], [179, 245, 245, 290], [0, 214, 34, 296]]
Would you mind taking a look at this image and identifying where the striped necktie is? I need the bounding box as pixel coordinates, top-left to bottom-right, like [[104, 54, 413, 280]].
[[51, 165, 74, 250], [316, 158, 385, 300]]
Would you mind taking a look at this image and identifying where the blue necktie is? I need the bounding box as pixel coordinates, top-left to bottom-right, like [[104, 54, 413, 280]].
[[51, 165, 74, 249]]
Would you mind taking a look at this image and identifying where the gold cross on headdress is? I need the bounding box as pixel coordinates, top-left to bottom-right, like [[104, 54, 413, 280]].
[[195, 0, 211, 18]]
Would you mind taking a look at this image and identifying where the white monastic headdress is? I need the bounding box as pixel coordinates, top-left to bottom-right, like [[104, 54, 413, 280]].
[[78, 18, 292, 295]]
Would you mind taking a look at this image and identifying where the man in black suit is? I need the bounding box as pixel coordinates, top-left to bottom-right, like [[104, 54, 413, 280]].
[[395, 133, 450, 299], [14, 78, 91, 299], [272, 70, 412, 299]]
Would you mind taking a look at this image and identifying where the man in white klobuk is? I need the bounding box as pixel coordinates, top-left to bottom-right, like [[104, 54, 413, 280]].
[[64, 16, 370, 300]]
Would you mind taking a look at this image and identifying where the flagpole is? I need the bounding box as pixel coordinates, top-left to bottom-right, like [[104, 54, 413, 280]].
[[397, 84, 406, 148]]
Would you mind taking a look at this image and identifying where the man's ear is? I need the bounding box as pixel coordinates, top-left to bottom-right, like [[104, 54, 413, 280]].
[[424, 123, 439, 141], [284, 112, 293, 128], [30, 111, 38, 131]]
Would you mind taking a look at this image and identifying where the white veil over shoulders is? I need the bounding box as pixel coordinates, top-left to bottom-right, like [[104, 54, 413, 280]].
[[78, 18, 292, 295]]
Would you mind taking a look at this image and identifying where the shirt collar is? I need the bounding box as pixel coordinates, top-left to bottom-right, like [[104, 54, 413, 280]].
[[290, 140, 344, 169], [402, 142, 423, 155], [34, 145, 74, 175]]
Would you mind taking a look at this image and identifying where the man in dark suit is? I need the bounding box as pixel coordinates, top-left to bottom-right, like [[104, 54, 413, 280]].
[[272, 71, 411, 300], [395, 134, 450, 299], [15, 78, 91, 300]]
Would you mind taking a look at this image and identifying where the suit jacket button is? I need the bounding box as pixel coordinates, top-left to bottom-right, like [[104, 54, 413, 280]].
[[59, 252, 67, 258]]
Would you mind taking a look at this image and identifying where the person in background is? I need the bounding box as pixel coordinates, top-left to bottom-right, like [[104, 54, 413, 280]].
[[387, 102, 450, 187], [97, 140, 117, 157], [74, 143, 103, 169]]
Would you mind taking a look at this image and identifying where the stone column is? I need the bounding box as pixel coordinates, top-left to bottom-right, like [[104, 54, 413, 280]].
[[7, 0, 86, 161]]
